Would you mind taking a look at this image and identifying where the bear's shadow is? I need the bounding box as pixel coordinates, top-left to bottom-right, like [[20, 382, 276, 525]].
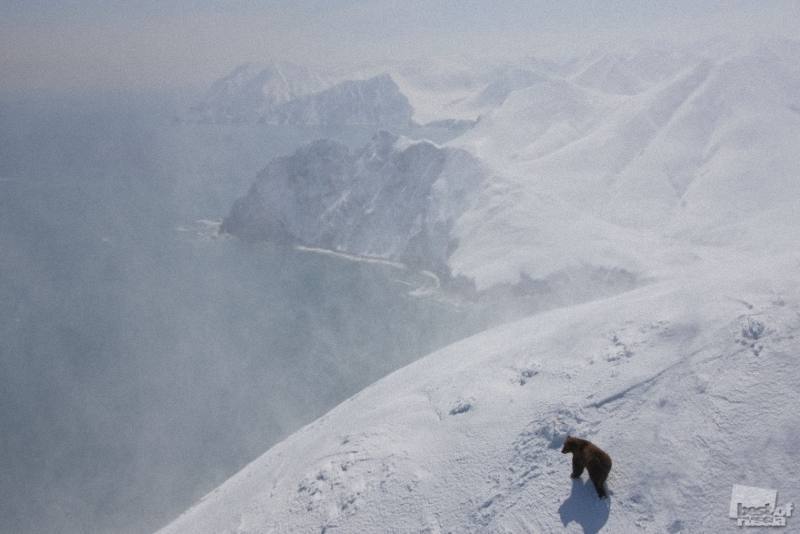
[[558, 478, 611, 533]]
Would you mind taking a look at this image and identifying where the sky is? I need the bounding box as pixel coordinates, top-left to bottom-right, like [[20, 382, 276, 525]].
[[1, 1, 799, 93]]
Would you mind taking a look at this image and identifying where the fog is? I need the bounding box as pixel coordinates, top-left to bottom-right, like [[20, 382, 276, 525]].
[[0, 93, 488, 532], [3, 2, 800, 533], [2, 1, 798, 92]]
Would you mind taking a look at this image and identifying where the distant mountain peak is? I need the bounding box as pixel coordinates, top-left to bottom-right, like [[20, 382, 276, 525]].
[[190, 65, 414, 126]]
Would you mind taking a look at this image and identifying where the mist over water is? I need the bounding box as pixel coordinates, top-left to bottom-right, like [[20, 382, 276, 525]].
[[0, 94, 485, 533]]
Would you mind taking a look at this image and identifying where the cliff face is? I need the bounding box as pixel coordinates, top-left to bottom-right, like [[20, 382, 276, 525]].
[[222, 131, 485, 274]]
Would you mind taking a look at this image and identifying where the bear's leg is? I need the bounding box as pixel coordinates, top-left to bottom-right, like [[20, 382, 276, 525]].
[[570, 455, 584, 479], [591, 476, 607, 498], [587, 462, 608, 498]]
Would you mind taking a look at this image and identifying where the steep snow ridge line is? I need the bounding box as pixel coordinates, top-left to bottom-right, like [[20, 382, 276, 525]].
[[629, 62, 722, 201], [521, 59, 712, 178], [457, 78, 621, 167], [607, 60, 714, 185]]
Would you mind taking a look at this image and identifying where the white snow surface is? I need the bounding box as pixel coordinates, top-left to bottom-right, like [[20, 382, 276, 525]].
[[160, 251, 800, 533], [449, 38, 800, 289], [162, 39, 800, 533]]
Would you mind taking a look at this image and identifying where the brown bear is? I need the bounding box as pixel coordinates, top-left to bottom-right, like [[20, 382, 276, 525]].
[[561, 436, 612, 498]]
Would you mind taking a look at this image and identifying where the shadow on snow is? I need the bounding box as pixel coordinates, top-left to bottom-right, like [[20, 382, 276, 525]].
[[558, 478, 611, 533]]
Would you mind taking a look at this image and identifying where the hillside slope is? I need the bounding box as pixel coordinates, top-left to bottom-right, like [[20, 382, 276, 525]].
[[451, 40, 800, 289], [160, 247, 800, 533]]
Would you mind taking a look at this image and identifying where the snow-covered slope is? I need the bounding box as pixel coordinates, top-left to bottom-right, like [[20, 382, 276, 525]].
[[222, 131, 486, 274], [570, 46, 695, 96], [451, 38, 800, 288], [469, 68, 549, 109], [160, 247, 800, 533], [389, 59, 564, 124]]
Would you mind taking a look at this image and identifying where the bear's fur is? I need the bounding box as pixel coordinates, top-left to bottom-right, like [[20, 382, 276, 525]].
[[561, 436, 612, 498]]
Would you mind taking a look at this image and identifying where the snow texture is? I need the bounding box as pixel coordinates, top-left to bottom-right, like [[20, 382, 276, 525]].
[[160, 258, 800, 533]]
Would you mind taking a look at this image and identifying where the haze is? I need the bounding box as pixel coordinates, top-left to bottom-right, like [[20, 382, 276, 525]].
[[2, 2, 800, 533], [1, 1, 798, 93]]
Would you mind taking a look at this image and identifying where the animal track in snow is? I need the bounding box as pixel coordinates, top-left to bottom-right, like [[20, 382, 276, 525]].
[[294, 440, 402, 522], [590, 321, 675, 365], [450, 399, 474, 415], [513, 365, 540, 385], [736, 315, 769, 356], [472, 409, 592, 527]]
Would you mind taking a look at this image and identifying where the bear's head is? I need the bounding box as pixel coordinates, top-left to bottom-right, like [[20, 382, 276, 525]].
[[561, 436, 579, 454]]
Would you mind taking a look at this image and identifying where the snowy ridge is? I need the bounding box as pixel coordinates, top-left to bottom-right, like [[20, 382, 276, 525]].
[[449, 38, 800, 288], [159, 252, 800, 533]]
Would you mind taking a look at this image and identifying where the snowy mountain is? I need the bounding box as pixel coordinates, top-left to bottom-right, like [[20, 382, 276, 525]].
[[264, 74, 413, 127], [569, 47, 695, 95], [222, 39, 800, 289], [222, 131, 486, 274], [191, 66, 413, 127], [470, 68, 549, 108], [190, 55, 563, 127], [388, 58, 556, 124], [190, 62, 330, 123], [163, 39, 800, 533], [450, 38, 800, 288]]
